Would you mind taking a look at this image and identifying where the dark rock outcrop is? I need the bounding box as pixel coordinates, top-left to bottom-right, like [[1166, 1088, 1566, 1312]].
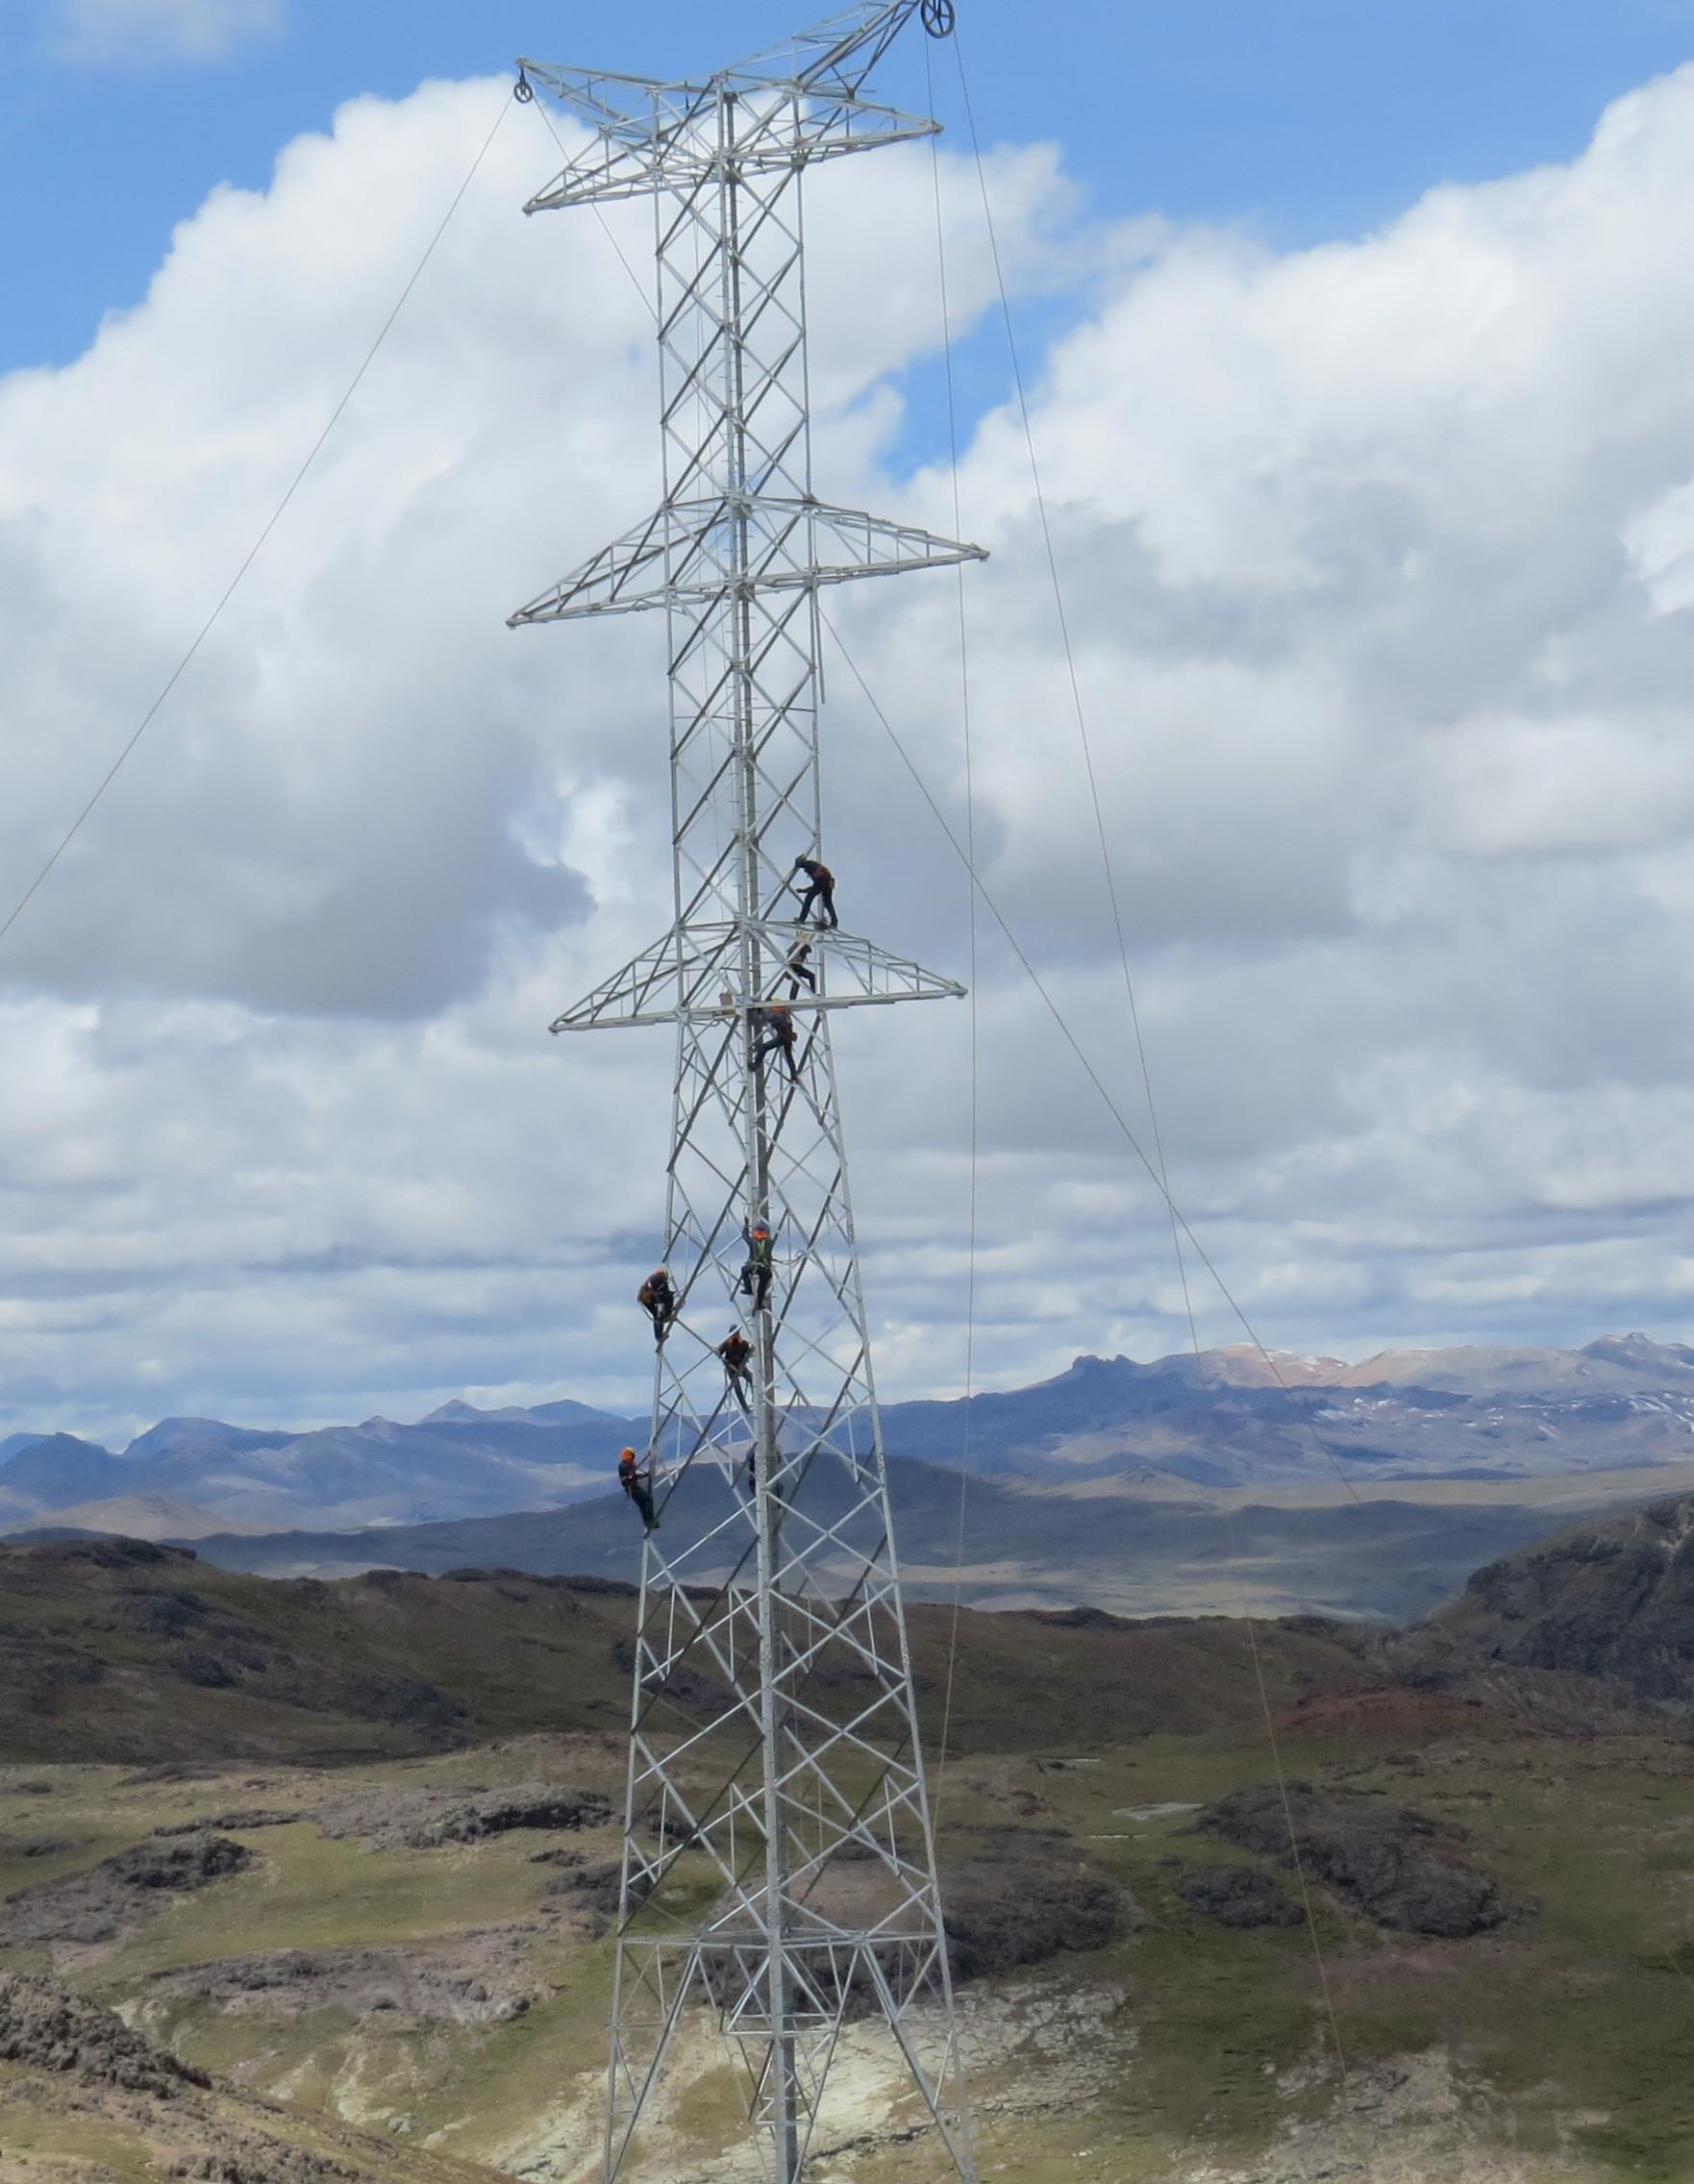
[[1442, 1494, 1694, 1707], [0, 1834, 255, 1947], [314, 1782, 610, 1852], [1178, 1863, 1306, 1928], [941, 1826, 1135, 1979], [0, 1972, 210, 2094], [155, 1809, 297, 1837], [1196, 1784, 1506, 1938], [143, 1932, 540, 2027]]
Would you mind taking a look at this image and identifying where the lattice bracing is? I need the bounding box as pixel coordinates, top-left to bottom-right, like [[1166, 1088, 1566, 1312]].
[[514, 5, 983, 2178], [518, 4, 939, 211]]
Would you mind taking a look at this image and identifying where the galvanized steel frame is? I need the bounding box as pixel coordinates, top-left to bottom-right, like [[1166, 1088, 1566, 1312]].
[[512, 8, 983, 2177]]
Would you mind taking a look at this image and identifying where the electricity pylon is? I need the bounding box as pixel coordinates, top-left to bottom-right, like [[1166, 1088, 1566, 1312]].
[[510, 6, 984, 2179]]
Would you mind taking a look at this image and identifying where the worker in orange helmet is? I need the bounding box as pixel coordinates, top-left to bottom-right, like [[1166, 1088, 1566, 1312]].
[[739, 1219, 775, 1313], [616, 1448, 659, 1533]]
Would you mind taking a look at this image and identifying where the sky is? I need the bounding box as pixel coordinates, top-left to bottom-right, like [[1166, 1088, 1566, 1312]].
[[8, 0, 1694, 1441]]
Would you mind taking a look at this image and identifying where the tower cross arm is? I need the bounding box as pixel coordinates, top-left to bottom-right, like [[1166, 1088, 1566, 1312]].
[[549, 923, 965, 1033], [519, 4, 943, 213], [509, 497, 987, 629], [521, 84, 938, 211]]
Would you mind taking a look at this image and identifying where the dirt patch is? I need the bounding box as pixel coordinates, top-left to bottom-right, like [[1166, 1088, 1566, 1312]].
[[1178, 1863, 1306, 1928], [0, 1833, 255, 1954], [1282, 1687, 1487, 1735], [141, 1925, 544, 2026], [1197, 1783, 1507, 1938], [0, 1971, 210, 2095], [1216, 2048, 1594, 2183], [313, 1781, 610, 1852]]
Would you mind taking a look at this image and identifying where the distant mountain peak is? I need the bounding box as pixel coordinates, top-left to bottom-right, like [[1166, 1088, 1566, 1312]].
[[1580, 1332, 1694, 1371]]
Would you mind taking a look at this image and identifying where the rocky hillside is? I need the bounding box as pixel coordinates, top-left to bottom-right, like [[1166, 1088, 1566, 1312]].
[[0, 1528, 1671, 1771], [1441, 1491, 1694, 1705], [0, 1967, 496, 2183], [0, 1614, 1687, 2178]]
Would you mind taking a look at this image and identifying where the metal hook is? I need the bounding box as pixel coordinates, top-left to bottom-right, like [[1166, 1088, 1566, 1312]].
[[921, 0, 957, 37]]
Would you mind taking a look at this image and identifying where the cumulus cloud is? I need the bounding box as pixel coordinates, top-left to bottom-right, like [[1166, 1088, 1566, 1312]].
[[40, 0, 284, 64], [8, 59, 1694, 1440]]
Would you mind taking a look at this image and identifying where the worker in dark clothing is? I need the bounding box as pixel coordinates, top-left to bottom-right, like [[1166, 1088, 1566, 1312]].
[[636, 1267, 677, 1347], [785, 938, 816, 998], [791, 856, 837, 929], [739, 1219, 775, 1313], [717, 1328, 754, 1407], [616, 1448, 659, 1532], [750, 1003, 799, 1081]]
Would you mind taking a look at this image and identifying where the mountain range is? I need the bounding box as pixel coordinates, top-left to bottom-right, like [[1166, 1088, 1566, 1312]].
[[7, 1333, 1694, 1541]]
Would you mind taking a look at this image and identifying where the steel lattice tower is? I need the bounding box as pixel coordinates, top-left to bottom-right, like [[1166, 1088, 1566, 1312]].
[[510, 6, 984, 2178]]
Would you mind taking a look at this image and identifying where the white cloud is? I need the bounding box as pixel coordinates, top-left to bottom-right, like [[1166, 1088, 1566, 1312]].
[[12, 62, 1694, 1440], [41, 0, 283, 64]]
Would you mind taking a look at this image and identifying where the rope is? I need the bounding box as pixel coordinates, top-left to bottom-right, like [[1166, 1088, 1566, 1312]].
[[949, 36, 1357, 2084], [924, 32, 978, 1825], [0, 87, 516, 958], [817, 608, 1360, 2086], [525, 96, 657, 324], [950, 29, 1199, 1356], [817, 600, 1361, 1498]]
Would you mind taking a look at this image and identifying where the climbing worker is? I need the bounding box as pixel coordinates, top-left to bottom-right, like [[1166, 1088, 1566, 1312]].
[[717, 1327, 754, 1406], [785, 938, 816, 998], [750, 1002, 799, 1081], [616, 1448, 659, 1532], [636, 1267, 677, 1347], [791, 855, 837, 929], [739, 1218, 775, 1313]]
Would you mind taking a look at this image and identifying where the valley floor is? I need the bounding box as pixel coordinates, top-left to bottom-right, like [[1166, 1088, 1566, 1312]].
[[0, 1687, 1690, 2182]]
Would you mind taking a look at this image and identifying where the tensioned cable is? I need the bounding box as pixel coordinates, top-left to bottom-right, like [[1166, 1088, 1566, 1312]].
[[822, 596, 1372, 1482], [951, 26, 1200, 1358], [0, 87, 516, 957], [950, 29, 1355, 2067], [525, 93, 657, 323], [825, 596, 1358, 2087], [925, 33, 980, 1826]]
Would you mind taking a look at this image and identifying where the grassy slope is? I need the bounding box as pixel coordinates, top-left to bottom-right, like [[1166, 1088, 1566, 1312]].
[[3, 1540, 1694, 2176], [0, 1538, 1381, 1763]]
